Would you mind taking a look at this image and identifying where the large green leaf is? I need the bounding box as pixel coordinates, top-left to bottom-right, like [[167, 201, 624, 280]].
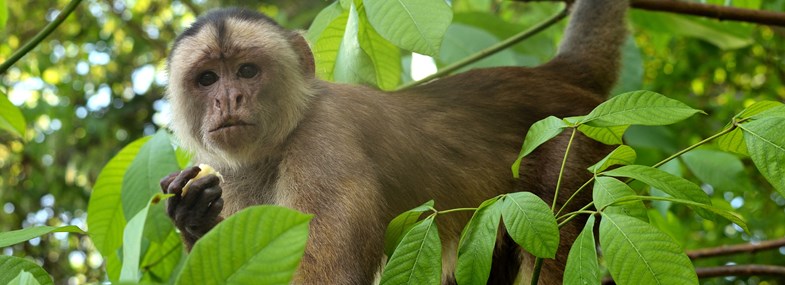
[[512, 116, 568, 178], [121, 130, 180, 220], [176, 206, 312, 285], [600, 213, 698, 285], [363, 0, 452, 56], [0, 92, 26, 138], [438, 23, 519, 71], [501, 192, 559, 258], [742, 117, 785, 197], [306, 2, 343, 43], [0, 225, 85, 247], [0, 256, 53, 285], [120, 193, 170, 282], [578, 124, 629, 145], [87, 136, 149, 255], [593, 177, 648, 222], [611, 196, 748, 233], [380, 215, 442, 285], [602, 165, 713, 219], [333, 3, 377, 86], [141, 229, 185, 284], [737, 100, 783, 119], [455, 197, 502, 285], [580, 91, 703, 127], [384, 200, 434, 256], [563, 216, 599, 285], [354, 0, 401, 90], [588, 145, 637, 174]]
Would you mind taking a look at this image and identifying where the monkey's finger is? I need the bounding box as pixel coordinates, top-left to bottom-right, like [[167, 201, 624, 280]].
[[191, 186, 222, 217], [167, 166, 201, 196], [160, 172, 178, 193], [180, 175, 221, 209], [205, 198, 223, 219]]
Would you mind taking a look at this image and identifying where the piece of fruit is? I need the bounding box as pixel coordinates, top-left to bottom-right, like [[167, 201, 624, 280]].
[[181, 164, 223, 196]]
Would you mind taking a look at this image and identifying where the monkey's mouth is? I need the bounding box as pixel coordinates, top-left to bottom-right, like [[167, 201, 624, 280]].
[[210, 120, 254, 132]]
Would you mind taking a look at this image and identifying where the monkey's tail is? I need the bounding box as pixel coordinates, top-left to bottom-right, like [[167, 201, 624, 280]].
[[542, 0, 629, 97]]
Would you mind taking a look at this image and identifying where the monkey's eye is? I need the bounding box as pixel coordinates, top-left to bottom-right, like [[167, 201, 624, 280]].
[[238, 64, 259, 79], [198, 71, 219, 86]]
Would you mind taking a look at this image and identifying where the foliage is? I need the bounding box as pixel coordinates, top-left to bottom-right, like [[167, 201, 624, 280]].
[[0, 0, 783, 284]]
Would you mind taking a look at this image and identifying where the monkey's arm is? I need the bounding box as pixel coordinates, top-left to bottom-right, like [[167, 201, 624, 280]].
[[160, 166, 224, 250]]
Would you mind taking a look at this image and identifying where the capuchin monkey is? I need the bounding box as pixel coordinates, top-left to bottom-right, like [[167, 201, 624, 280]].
[[159, 0, 628, 283]]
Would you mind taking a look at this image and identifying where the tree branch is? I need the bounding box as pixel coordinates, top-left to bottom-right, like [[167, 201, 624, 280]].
[[696, 265, 785, 278], [687, 237, 785, 259], [515, 0, 785, 27], [0, 0, 84, 75]]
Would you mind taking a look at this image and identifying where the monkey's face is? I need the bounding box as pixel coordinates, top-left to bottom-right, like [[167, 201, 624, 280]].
[[166, 12, 314, 166]]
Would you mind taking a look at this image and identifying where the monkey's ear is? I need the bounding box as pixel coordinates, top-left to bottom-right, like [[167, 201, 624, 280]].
[[289, 32, 315, 78]]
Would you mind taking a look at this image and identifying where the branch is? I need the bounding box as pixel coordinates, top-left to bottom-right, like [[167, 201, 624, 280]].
[[0, 0, 84, 75], [696, 265, 785, 278], [515, 0, 785, 27], [687, 237, 785, 259]]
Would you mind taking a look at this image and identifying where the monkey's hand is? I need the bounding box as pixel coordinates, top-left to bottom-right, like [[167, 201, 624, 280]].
[[160, 166, 224, 250]]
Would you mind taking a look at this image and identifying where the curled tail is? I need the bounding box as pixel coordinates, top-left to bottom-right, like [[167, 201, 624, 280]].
[[542, 0, 629, 96]]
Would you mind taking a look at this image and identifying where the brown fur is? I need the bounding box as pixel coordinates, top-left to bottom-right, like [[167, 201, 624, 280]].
[[163, 1, 628, 284]]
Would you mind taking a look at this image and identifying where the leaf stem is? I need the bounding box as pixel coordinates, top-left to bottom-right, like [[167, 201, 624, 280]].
[[651, 126, 736, 169], [0, 0, 84, 75], [558, 202, 594, 228], [555, 176, 594, 216], [531, 257, 544, 285], [437, 207, 478, 214], [552, 128, 577, 211], [396, 7, 569, 91]]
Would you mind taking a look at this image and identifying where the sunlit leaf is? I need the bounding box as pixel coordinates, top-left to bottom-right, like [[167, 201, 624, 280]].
[[512, 116, 568, 178], [364, 0, 452, 56], [121, 130, 180, 220], [120, 193, 170, 282], [0, 92, 26, 138], [611, 196, 748, 233], [501, 192, 559, 258], [716, 128, 748, 156], [736, 100, 783, 119], [742, 117, 785, 197], [0, 0, 7, 30], [455, 197, 502, 285], [588, 145, 637, 173], [0, 256, 52, 285], [355, 1, 401, 90], [333, 3, 377, 86], [593, 177, 648, 221], [380, 216, 441, 285], [581, 91, 703, 127], [602, 165, 713, 219], [8, 271, 40, 285], [313, 8, 349, 81], [563, 215, 599, 285], [577, 124, 629, 145], [306, 2, 343, 43], [88, 136, 150, 255], [600, 213, 698, 285], [176, 206, 312, 285], [0, 225, 84, 248], [384, 200, 434, 257]]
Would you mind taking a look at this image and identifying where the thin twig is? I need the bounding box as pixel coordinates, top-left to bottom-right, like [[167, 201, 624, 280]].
[[696, 265, 785, 278], [687, 237, 785, 259], [0, 0, 84, 75]]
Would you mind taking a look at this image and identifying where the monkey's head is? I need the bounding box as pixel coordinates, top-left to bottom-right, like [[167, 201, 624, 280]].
[[166, 8, 316, 168]]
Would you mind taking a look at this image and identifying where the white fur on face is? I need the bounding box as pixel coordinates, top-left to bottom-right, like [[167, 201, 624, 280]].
[[166, 16, 316, 170]]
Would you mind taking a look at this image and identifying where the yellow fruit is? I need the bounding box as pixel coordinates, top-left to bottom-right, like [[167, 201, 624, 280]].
[[181, 164, 223, 196]]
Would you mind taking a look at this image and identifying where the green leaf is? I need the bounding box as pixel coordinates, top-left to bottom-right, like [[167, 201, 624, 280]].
[[176, 206, 312, 285], [577, 124, 629, 145], [0, 92, 26, 138], [631, 11, 752, 50], [438, 23, 519, 71], [600, 213, 698, 285], [716, 128, 748, 156], [602, 165, 713, 219], [380, 216, 442, 285], [751, 105, 785, 119], [333, 3, 377, 86], [512, 116, 568, 178], [742, 117, 785, 197], [736, 100, 783, 119], [0, 0, 6, 31], [0, 256, 53, 285], [87, 136, 149, 255], [120, 193, 170, 282], [8, 271, 41, 285], [563, 216, 599, 285], [501, 192, 559, 258], [593, 177, 648, 222], [588, 145, 637, 173], [313, 9, 349, 81], [611, 196, 749, 233], [384, 200, 434, 256], [0, 225, 85, 248], [364, 0, 452, 56], [580, 91, 703, 127], [121, 130, 180, 220], [141, 229, 184, 283], [355, 1, 401, 90], [681, 149, 750, 192], [306, 2, 343, 43], [455, 197, 502, 285]]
